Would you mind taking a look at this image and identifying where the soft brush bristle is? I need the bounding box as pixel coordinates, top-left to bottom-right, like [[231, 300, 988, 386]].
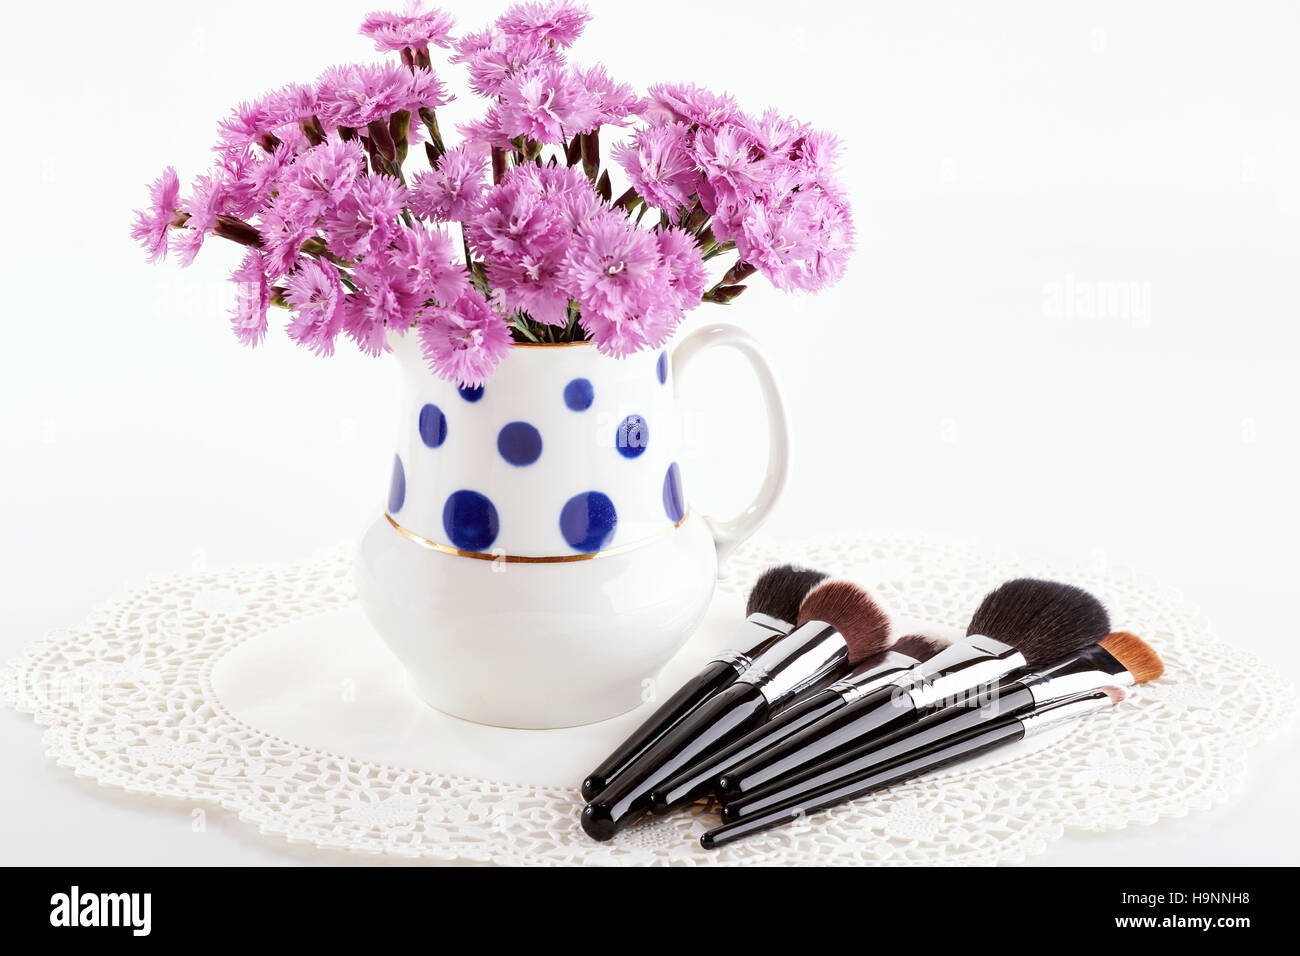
[[797, 579, 892, 663], [745, 565, 830, 625], [1099, 631, 1165, 684], [967, 578, 1111, 667], [890, 632, 953, 662]]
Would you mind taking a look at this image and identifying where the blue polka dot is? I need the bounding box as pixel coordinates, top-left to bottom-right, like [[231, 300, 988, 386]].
[[662, 462, 685, 523], [458, 384, 484, 403], [656, 350, 668, 385], [497, 421, 543, 466], [564, 377, 594, 411], [418, 403, 447, 448], [616, 414, 649, 458], [442, 490, 499, 552], [388, 455, 405, 513], [560, 492, 618, 552]]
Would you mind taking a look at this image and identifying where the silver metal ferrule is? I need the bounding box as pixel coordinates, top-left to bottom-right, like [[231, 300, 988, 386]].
[[1018, 690, 1120, 738], [829, 651, 921, 705], [891, 635, 1027, 711], [1020, 643, 1136, 705], [709, 614, 790, 675], [737, 621, 850, 709]]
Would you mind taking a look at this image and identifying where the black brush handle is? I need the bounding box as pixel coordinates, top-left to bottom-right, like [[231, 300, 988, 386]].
[[648, 689, 846, 814], [717, 684, 919, 800], [702, 719, 1027, 849], [581, 660, 740, 801], [581, 681, 770, 841], [723, 684, 1037, 821]]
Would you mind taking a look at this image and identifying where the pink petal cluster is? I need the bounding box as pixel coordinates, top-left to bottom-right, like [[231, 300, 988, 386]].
[[131, 2, 853, 385], [360, 2, 457, 54]]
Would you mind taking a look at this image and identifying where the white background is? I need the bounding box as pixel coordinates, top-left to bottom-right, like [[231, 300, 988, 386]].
[[2, 0, 1297, 865]]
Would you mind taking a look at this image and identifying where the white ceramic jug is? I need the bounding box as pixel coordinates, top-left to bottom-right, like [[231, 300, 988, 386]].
[[355, 323, 788, 728]]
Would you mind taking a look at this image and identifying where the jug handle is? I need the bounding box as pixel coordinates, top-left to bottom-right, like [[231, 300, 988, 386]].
[[672, 324, 790, 569]]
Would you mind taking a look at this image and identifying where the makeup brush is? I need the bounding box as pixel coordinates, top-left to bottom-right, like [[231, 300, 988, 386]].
[[647, 631, 954, 815], [580, 579, 892, 841], [715, 578, 1111, 801], [702, 687, 1126, 849], [580, 565, 827, 800], [722, 631, 1162, 822]]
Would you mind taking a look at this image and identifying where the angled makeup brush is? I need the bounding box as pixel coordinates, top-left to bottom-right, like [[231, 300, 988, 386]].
[[702, 687, 1126, 849], [580, 564, 827, 800], [715, 578, 1111, 802], [580, 579, 892, 841], [647, 631, 954, 815], [722, 631, 1162, 822]]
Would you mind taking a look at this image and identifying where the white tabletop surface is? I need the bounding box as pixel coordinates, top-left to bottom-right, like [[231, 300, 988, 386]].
[[2, 0, 1297, 865]]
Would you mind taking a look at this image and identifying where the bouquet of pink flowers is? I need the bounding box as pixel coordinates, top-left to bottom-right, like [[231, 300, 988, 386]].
[[132, 1, 853, 385]]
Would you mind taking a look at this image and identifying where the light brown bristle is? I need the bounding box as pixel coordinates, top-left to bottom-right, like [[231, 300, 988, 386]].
[[1099, 631, 1165, 684], [797, 579, 892, 663]]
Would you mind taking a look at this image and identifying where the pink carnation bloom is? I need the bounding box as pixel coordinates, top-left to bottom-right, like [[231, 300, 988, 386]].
[[488, 251, 572, 326], [284, 259, 347, 355], [418, 292, 512, 386], [744, 108, 808, 159], [464, 32, 561, 98], [259, 204, 316, 279], [314, 62, 449, 130], [322, 174, 408, 259], [131, 166, 181, 263], [229, 250, 271, 347], [496, 1, 590, 48], [467, 171, 569, 260], [612, 122, 701, 213], [217, 83, 317, 151], [391, 222, 471, 308], [577, 64, 642, 126], [173, 170, 233, 266], [655, 228, 707, 310], [410, 147, 488, 221], [345, 258, 419, 355], [645, 82, 742, 131], [499, 63, 601, 144], [516, 163, 601, 228], [693, 124, 762, 204], [359, 3, 457, 53], [457, 107, 513, 150], [579, 296, 678, 357], [564, 209, 665, 319], [277, 137, 367, 226]]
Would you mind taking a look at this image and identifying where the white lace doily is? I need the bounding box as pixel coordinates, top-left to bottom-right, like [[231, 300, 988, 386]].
[[2, 534, 1294, 865]]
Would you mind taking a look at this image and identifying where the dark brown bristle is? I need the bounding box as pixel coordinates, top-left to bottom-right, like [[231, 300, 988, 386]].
[[745, 565, 830, 625], [797, 579, 892, 663], [967, 578, 1110, 667], [1099, 631, 1165, 684], [890, 632, 953, 662]]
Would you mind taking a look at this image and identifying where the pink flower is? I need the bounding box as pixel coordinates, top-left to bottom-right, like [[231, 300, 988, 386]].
[[656, 228, 707, 309], [576, 64, 642, 126], [463, 32, 561, 98], [466, 170, 569, 260], [284, 259, 346, 355], [391, 222, 471, 308], [131, 166, 181, 263], [229, 250, 271, 347], [277, 137, 366, 225], [417, 293, 512, 386], [579, 298, 678, 357], [496, 1, 590, 48], [517, 163, 600, 227], [498, 63, 601, 144], [172, 171, 232, 266], [693, 124, 761, 202], [564, 209, 665, 318], [457, 107, 513, 150], [612, 122, 701, 213], [645, 82, 742, 131], [359, 3, 457, 54], [217, 83, 316, 151], [488, 251, 571, 326], [734, 188, 853, 293], [410, 147, 488, 222], [314, 63, 449, 130], [322, 174, 408, 259], [259, 205, 315, 279], [744, 109, 808, 159], [345, 258, 418, 355]]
